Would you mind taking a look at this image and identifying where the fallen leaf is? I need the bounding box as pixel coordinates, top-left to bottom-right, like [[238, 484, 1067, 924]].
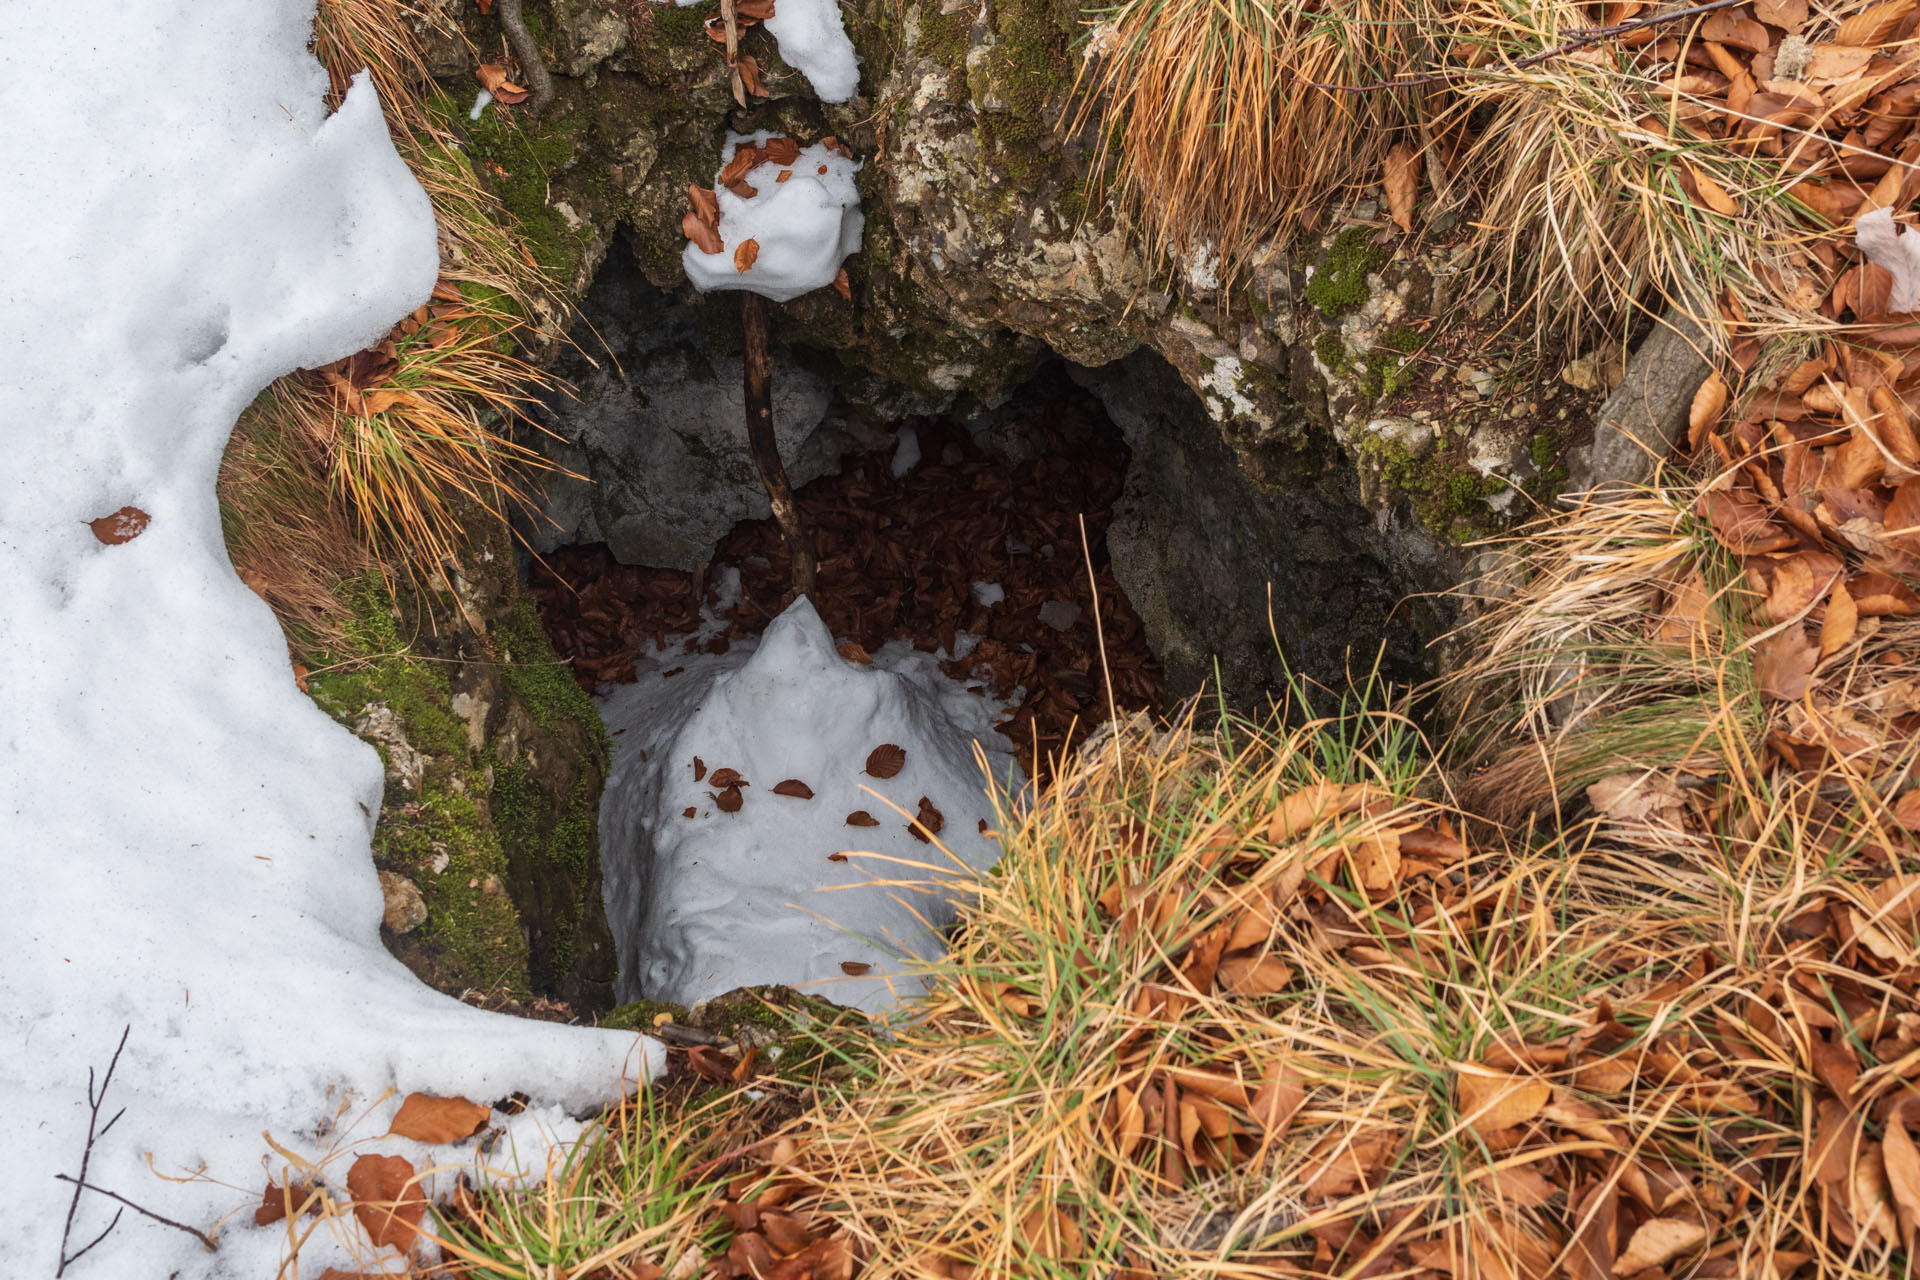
[[827, 851, 848, 861], [716, 785, 744, 813], [1688, 370, 1728, 448], [1383, 143, 1418, 233], [1485, 1163, 1557, 1206], [840, 961, 871, 975], [1857, 208, 1920, 311], [346, 1153, 425, 1251], [687, 1045, 738, 1081], [1755, 625, 1820, 700], [474, 64, 529, 103], [1587, 771, 1689, 828], [846, 811, 880, 827], [737, 53, 767, 97], [719, 144, 761, 186], [723, 178, 758, 199], [763, 136, 800, 166], [837, 640, 872, 664], [253, 1180, 320, 1227], [89, 506, 149, 544], [682, 806, 697, 818], [1836, 0, 1916, 46], [1217, 953, 1294, 994], [1455, 1067, 1551, 1135], [688, 185, 720, 227], [734, 238, 760, 273], [865, 744, 906, 778], [682, 210, 724, 254], [773, 778, 814, 799], [1754, 0, 1807, 27], [388, 1093, 490, 1144], [709, 767, 748, 789], [909, 796, 945, 842], [1884, 1118, 1920, 1252], [833, 266, 852, 300], [1613, 1217, 1706, 1274], [1821, 579, 1859, 657], [693, 757, 707, 782]]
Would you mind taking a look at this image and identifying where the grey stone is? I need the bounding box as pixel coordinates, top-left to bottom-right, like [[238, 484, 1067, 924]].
[[547, 0, 629, 76], [378, 871, 429, 934], [1567, 308, 1712, 496], [353, 703, 426, 794]]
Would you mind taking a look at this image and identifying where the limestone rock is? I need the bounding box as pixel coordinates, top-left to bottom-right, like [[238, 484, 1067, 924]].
[[353, 702, 426, 794], [378, 870, 429, 934]]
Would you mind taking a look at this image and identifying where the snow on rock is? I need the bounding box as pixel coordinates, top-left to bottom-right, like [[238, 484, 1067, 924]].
[[599, 598, 1020, 1014], [762, 0, 863, 102], [683, 132, 863, 303], [0, 3, 659, 1275]]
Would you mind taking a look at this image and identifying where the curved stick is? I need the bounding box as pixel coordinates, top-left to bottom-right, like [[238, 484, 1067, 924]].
[[494, 0, 555, 118]]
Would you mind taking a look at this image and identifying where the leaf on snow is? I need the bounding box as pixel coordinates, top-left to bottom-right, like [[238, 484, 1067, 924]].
[[734, 238, 760, 273], [773, 778, 814, 799], [346, 1153, 425, 1251], [388, 1092, 491, 1144], [89, 505, 149, 545], [716, 785, 744, 813], [865, 744, 906, 778], [845, 811, 880, 827], [709, 767, 748, 789]]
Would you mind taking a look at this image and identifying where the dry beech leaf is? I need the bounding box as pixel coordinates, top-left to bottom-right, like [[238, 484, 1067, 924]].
[[1686, 168, 1739, 216], [693, 757, 707, 783], [734, 238, 760, 273], [1613, 1217, 1707, 1274], [716, 785, 744, 813], [865, 744, 906, 778], [1821, 579, 1859, 657], [1755, 625, 1820, 700], [689, 185, 719, 227], [737, 54, 767, 98], [763, 136, 799, 166], [474, 63, 529, 103], [709, 767, 747, 789], [346, 1153, 425, 1251], [845, 810, 880, 827], [736, 0, 776, 14], [1455, 1067, 1552, 1136], [1754, 0, 1807, 27], [253, 1180, 321, 1227], [837, 640, 872, 664], [909, 796, 944, 842], [827, 851, 848, 861], [1688, 370, 1728, 448], [773, 778, 814, 799], [833, 266, 852, 301], [388, 1092, 490, 1144], [1383, 143, 1418, 233], [719, 145, 761, 186], [1884, 1118, 1920, 1251], [682, 806, 697, 819], [681, 211, 723, 255], [840, 961, 871, 975], [89, 506, 149, 545]]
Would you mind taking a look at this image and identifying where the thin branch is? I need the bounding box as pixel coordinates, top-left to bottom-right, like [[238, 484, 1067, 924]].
[[55, 1176, 218, 1254], [493, 0, 554, 118], [1305, 0, 1746, 94], [57, 1025, 129, 1277]]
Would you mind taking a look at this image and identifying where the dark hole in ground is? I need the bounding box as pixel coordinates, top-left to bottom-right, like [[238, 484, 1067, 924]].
[[529, 365, 1164, 777]]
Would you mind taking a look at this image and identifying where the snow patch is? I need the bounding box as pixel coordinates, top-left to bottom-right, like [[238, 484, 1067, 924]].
[[598, 599, 1020, 1014], [683, 131, 864, 304], [763, 0, 862, 101], [2, 4, 659, 1275]]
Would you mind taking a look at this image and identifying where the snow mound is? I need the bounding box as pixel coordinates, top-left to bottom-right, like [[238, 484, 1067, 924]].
[[763, 0, 862, 102], [1, 3, 658, 1275], [599, 598, 1020, 1013], [683, 132, 863, 303]]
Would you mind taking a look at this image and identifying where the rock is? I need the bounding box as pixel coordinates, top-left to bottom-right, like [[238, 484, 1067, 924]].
[[1566, 308, 1711, 496], [1037, 600, 1081, 631], [1560, 351, 1626, 393], [548, 0, 629, 76], [1367, 415, 1434, 458], [353, 702, 426, 793], [529, 254, 889, 568], [377, 871, 429, 934]]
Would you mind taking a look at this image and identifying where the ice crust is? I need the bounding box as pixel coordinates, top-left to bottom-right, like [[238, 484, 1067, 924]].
[[599, 599, 1020, 1013], [682, 132, 864, 303], [0, 4, 659, 1275]]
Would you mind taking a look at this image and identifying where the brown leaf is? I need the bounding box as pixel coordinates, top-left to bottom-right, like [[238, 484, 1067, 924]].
[[346, 1153, 424, 1251], [252, 1180, 320, 1227], [1484, 1163, 1557, 1207], [1821, 578, 1859, 657], [833, 267, 852, 301], [1267, 780, 1373, 842], [682, 210, 723, 255], [837, 640, 872, 664], [762, 136, 800, 166], [737, 54, 767, 98], [734, 238, 760, 273], [1216, 953, 1294, 994], [688, 184, 720, 227], [716, 785, 744, 813], [845, 811, 880, 827], [709, 767, 748, 789], [1613, 1217, 1706, 1273], [719, 145, 762, 186], [1383, 143, 1418, 234], [1884, 1118, 1920, 1253], [687, 1045, 738, 1081], [693, 756, 707, 782], [388, 1093, 490, 1144], [1755, 625, 1820, 701], [1250, 1061, 1306, 1134], [1836, 0, 1916, 46], [1754, 0, 1807, 27], [1688, 370, 1728, 448], [827, 850, 848, 861], [682, 806, 697, 819], [773, 778, 814, 799], [89, 506, 149, 545], [474, 64, 528, 100], [865, 744, 906, 778], [1455, 1066, 1551, 1136], [840, 961, 871, 975], [909, 796, 945, 842], [723, 178, 758, 199]]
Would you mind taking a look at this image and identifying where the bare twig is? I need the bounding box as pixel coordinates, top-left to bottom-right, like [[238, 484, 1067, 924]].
[[493, 0, 554, 118], [54, 1177, 218, 1254], [56, 1025, 129, 1276], [720, 0, 747, 108], [741, 292, 817, 602], [1305, 0, 1745, 93]]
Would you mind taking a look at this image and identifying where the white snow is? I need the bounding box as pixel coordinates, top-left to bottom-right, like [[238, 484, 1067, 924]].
[[1857, 207, 1920, 312], [1, 3, 660, 1276], [599, 599, 1020, 1014], [971, 581, 1006, 608], [683, 131, 864, 304], [891, 423, 922, 477], [762, 0, 863, 102]]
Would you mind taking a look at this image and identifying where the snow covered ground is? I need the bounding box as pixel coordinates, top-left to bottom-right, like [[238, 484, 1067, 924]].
[[0, 4, 659, 1275], [600, 592, 1021, 1014]]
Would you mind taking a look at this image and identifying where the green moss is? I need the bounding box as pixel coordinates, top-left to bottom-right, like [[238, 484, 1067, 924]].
[[1355, 434, 1507, 542], [499, 598, 610, 761], [1314, 329, 1349, 374], [1306, 227, 1390, 317], [429, 87, 595, 283], [602, 998, 688, 1032], [913, 3, 972, 74], [492, 759, 604, 983]]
